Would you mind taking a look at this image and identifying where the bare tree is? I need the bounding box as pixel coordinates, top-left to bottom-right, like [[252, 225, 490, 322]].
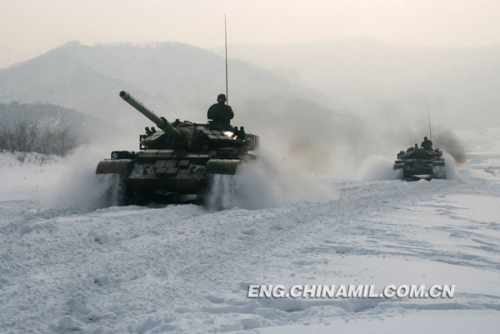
[[0, 124, 10, 151], [52, 128, 77, 156], [0, 121, 78, 157], [8, 120, 39, 153], [36, 128, 54, 154]]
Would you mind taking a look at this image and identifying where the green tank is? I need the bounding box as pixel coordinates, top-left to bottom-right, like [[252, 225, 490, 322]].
[[393, 144, 445, 180], [96, 91, 259, 205]]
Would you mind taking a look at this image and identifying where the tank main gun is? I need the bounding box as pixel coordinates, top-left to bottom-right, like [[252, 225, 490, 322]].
[[119, 91, 183, 141]]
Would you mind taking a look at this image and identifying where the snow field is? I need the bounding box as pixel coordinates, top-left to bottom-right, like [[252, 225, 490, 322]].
[[0, 152, 499, 333]]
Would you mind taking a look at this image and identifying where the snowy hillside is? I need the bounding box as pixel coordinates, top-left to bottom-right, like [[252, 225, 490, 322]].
[[0, 42, 323, 128], [0, 151, 499, 333]]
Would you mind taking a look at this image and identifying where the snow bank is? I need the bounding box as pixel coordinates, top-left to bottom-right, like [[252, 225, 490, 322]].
[[0, 151, 63, 201], [0, 151, 60, 166]]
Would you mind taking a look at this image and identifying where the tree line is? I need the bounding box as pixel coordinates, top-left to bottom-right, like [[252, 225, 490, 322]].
[[0, 120, 77, 156]]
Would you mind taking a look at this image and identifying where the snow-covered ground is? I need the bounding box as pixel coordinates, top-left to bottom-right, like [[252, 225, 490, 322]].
[[1, 151, 499, 333]]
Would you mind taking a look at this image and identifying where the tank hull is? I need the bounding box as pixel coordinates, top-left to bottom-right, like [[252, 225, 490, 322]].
[[394, 148, 446, 181], [96, 150, 244, 204]]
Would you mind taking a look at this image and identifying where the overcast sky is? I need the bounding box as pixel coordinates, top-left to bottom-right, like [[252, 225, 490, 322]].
[[2, 0, 500, 69]]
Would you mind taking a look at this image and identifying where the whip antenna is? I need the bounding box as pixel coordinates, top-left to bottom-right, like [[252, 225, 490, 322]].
[[428, 106, 433, 141], [224, 14, 229, 105]]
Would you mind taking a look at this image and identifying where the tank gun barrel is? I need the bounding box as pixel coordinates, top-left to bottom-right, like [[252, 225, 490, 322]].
[[119, 91, 183, 141]]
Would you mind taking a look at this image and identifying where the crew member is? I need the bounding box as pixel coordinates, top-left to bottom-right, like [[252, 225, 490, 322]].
[[207, 94, 234, 125], [421, 136, 433, 150]]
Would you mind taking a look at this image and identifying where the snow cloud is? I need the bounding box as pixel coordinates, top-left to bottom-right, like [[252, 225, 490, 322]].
[[43, 144, 123, 208], [206, 151, 338, 211]]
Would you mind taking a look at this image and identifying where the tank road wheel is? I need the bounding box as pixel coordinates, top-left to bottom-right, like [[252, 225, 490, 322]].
[[432, 166, 446, 179], [96, 159, 135, 206], [98, 174, 142, 206], [100, 175, 130, 206], [117, 180, 132, 206], [117, 182, 149, 206]]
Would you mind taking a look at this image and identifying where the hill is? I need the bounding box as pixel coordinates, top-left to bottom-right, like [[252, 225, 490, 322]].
[[0, 41, 329, 126], [0, 101, 111, 140]]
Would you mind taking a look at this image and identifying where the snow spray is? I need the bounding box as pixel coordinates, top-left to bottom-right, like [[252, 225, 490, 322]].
[[206, 152, 337, 211], [357, 155, 402, 181], [44, 145, 123, 208]]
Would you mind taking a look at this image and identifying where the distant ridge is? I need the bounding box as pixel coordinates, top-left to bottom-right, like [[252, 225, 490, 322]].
[[0, 101, 111, 140], [0, 41, 304, 125]]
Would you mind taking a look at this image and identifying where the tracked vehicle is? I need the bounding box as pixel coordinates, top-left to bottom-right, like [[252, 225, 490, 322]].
[[96, 91, 259, 205], [394, 145, 445, 180]]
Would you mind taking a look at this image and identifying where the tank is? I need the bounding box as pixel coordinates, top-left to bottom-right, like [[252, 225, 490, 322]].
[[96, 91, 259, 205], [393, 144, 445, 180]]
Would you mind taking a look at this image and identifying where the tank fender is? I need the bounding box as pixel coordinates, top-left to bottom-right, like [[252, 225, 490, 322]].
[[205, 159, 240, 175], [96, 159, 135, 175]]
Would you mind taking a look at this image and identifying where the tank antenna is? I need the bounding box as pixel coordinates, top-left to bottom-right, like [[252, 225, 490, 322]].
[[428, 106, 432, 141], [224, 14, 229, 105]]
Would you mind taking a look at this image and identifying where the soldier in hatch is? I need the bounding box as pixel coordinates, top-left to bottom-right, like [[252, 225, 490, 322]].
[[207, 94, 234, 127], [421, 136, 433, 150]]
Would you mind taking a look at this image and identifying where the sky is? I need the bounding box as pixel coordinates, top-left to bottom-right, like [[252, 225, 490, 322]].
[[2, 0, 500, 69]]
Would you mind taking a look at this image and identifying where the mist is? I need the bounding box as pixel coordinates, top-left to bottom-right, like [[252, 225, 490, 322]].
[[435, 131, 466, 164], [217, 39, 500, 133]]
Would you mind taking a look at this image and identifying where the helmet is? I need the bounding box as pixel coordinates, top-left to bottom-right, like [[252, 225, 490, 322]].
[[217, 94, 226, 101]]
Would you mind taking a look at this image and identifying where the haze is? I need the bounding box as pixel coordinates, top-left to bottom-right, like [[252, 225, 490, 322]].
[[2, 0, 500, 158], [2, 0, 500, 69]]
